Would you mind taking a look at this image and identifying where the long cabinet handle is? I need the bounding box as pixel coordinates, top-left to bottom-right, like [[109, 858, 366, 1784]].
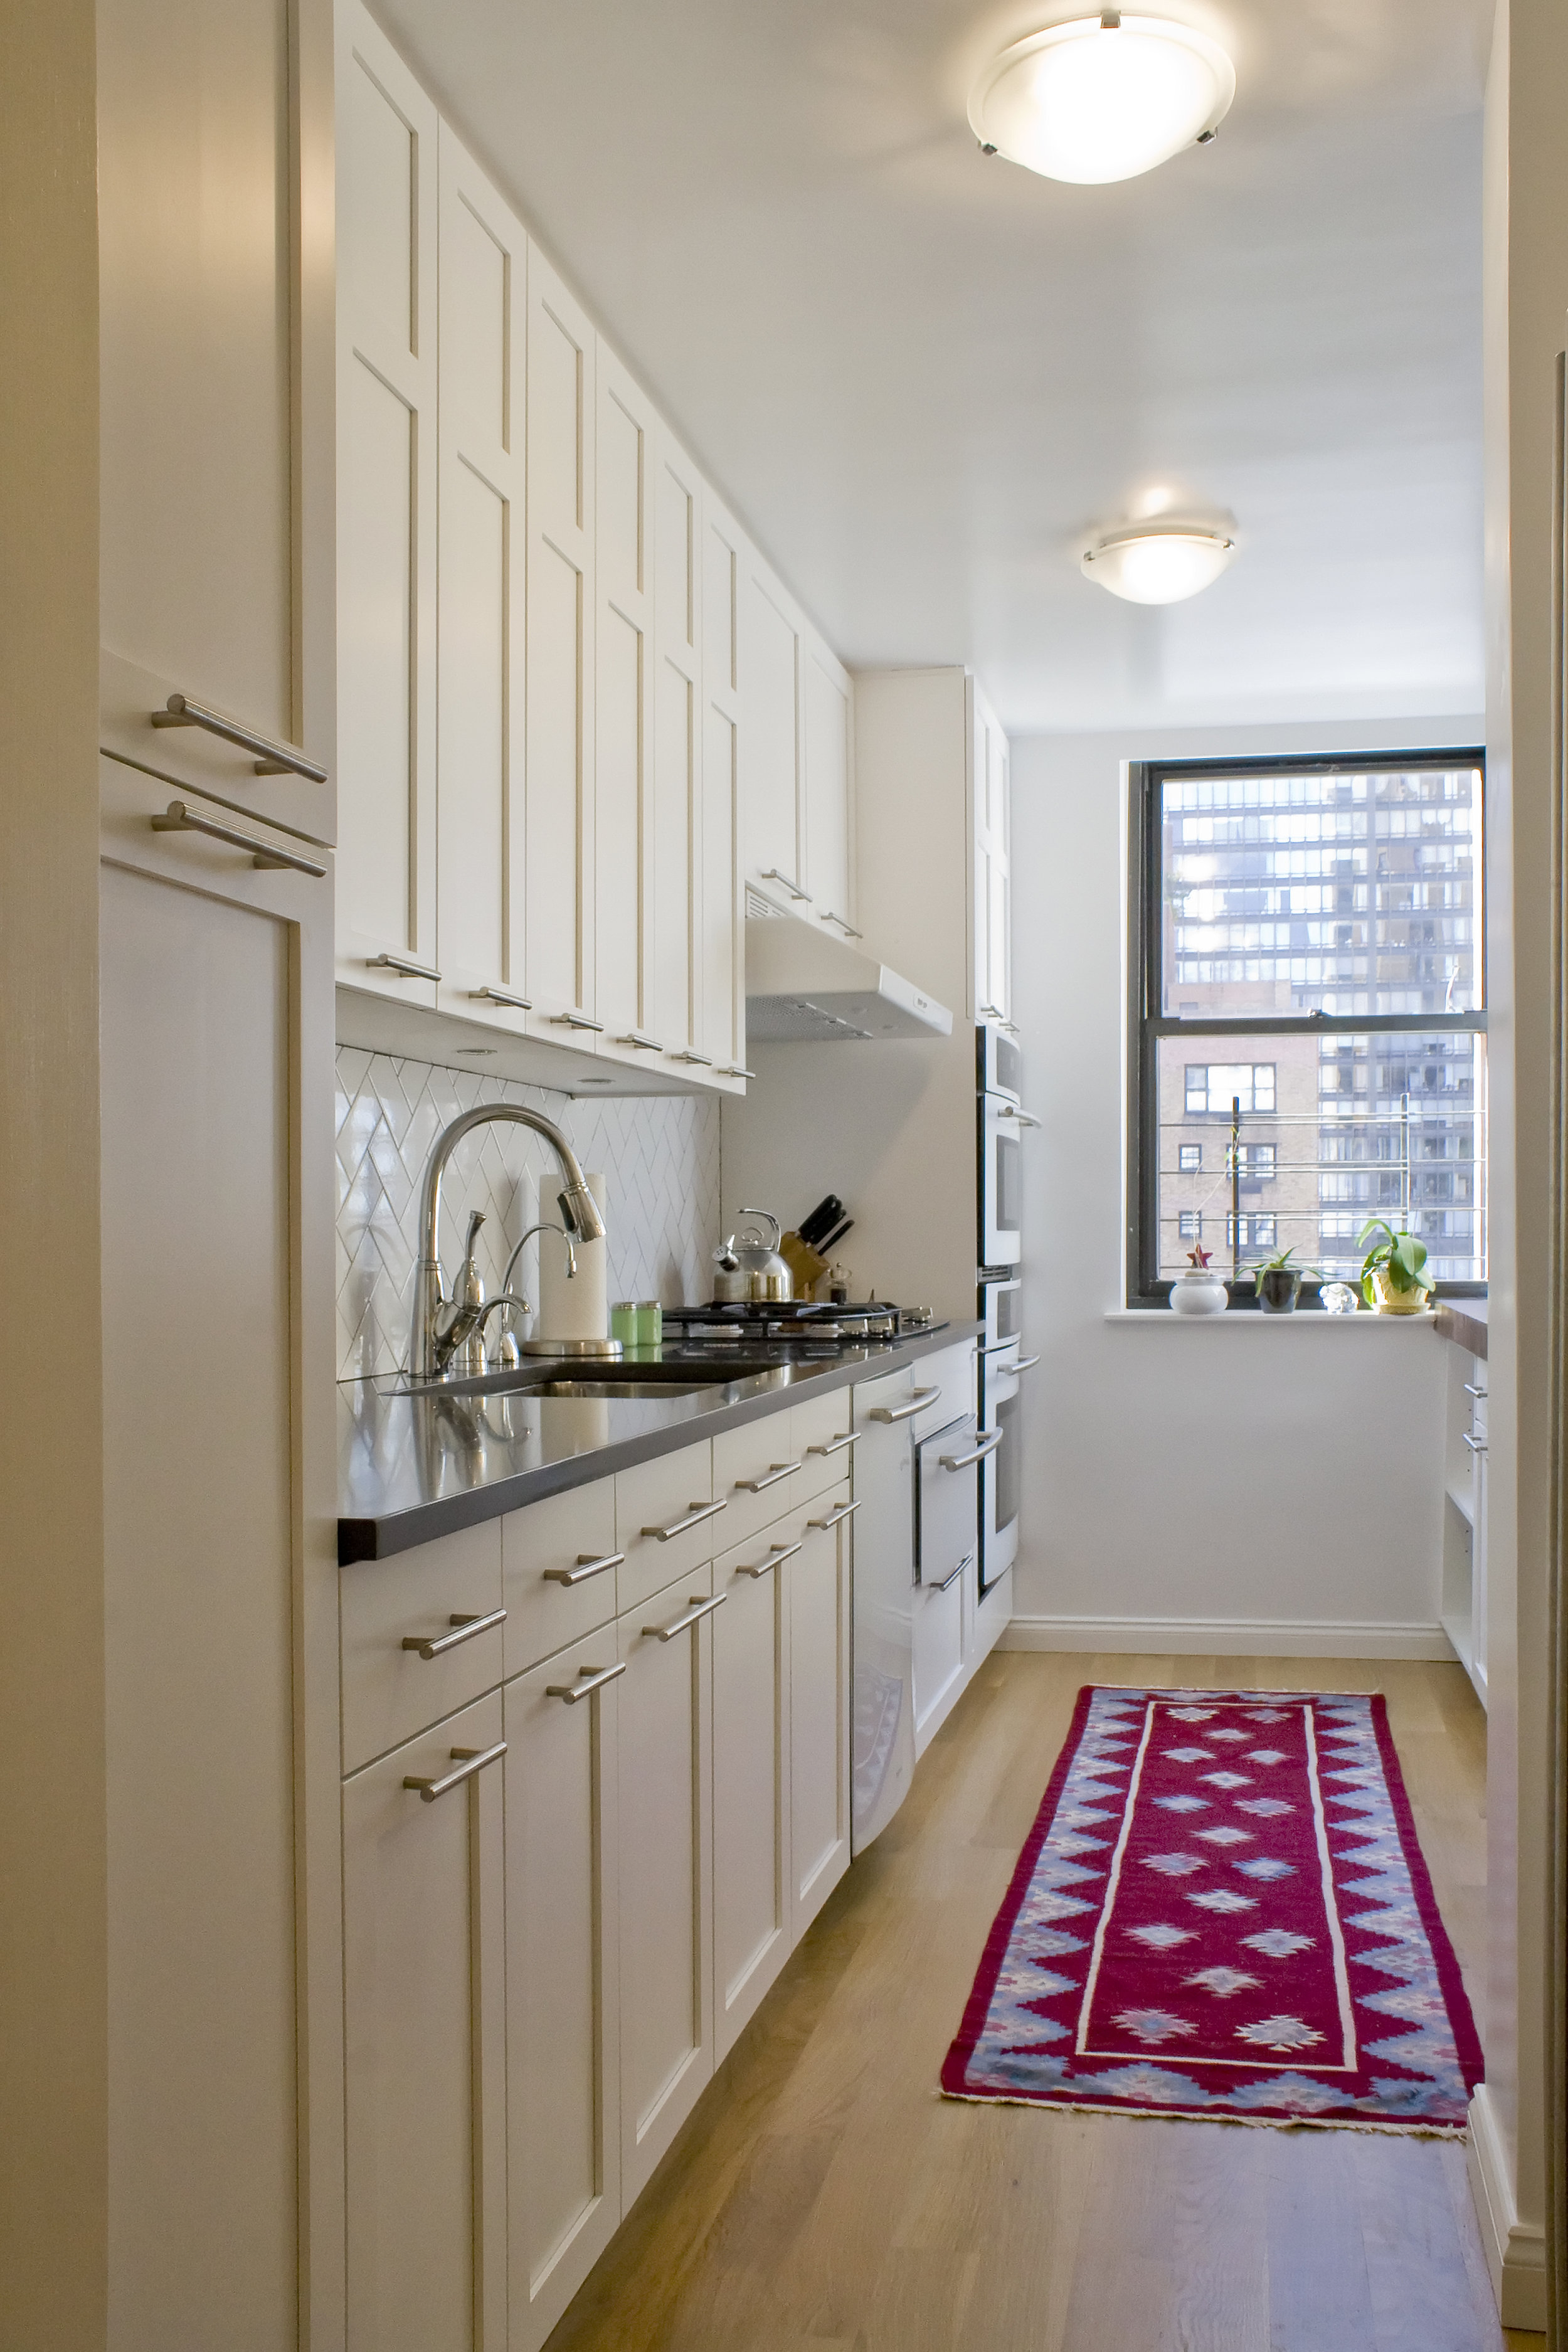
[[940, 1432, 1003, 1472], [931, 1549, 975, 1596], [643, 1591, 727, 1641], [401, 1607, 507, 1660], [403, 1740, 507, 1803], [1013, 1353, 1042, 1373], [807, 1432, 857, 1458], [544, 1661, 626, 1705], [543, 1549, 624, 1587], [151, 691, 329, 783], [151, 800, 327, 877], [366, 951, 442, 983], [807, 1500, 860, 1534], [979, 1002, 1006, 1020], [734, 1459, 801, 1494], [868, 1384, 941, 1426], [820, 910, 864, 938], [617, 1032, 664, 1051], [643, 1498, 728, 1543], [469, 983, 531, 1009], [760, 867, 810, 901], [671, 1049, 713, 1066], [1462, 1433, 1488, 1454], [1463, 1382, 1488, 1399], [733, 1539, 803, 1579], [718, 1066, 758, 1081], [550, 1009, 604, 1032]]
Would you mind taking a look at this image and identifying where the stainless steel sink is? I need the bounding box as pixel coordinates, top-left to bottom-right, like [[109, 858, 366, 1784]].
[[521, 1377, 719, 1401]]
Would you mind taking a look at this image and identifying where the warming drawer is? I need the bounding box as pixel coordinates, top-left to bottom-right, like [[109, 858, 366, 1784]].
[[915, 1412, 985, 1588]]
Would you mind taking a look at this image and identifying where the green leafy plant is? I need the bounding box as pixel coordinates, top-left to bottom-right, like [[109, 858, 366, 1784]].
[[1357, 1218, 1431, 1308]]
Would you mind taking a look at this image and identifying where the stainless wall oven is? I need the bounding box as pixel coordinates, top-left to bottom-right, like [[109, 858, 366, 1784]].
[[979, 1091, 1024, 1267], [977, 1023, 1022, 1107], [978, 1340, 1037, 1594]]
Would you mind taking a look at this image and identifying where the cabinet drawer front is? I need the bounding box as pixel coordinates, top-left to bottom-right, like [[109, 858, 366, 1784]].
[[712, 1413, 800, 1547], [503, 1476, 618, 1679], [615, 1441, 719, 1613], [341, 1520, 504, 1773], [792, 1384, 858, 1505]]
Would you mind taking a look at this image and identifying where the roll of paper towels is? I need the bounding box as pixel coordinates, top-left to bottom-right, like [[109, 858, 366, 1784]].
[[538, 1171, 608, 1343]]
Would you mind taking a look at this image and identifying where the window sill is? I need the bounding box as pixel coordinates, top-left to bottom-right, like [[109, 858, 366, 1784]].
[[1106, 1308, 1439, 1326]]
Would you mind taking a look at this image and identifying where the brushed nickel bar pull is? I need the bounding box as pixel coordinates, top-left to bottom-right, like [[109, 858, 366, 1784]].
[[403, 1740, 507, 1802], [643, 1498, 728, 1543], [542, 1549, 625, 1587], [150, 800, 327, 877], [931, 1550, 975, 1595], [643, 1591, 727, 1641], [734, 1539, 803, 1579], [979, 1002, 1006, 1020], [544, 1661, 626, 1704], [869, 1384, 941, 1425], [734, 1459, 801, 1495], [940, 1432, 1003, 1473], [1013, 1353, 1043, 1372], [807, 1501, 861, 1534], [718, 1065, 758, 1080], [1462, 1433, 1488, 1454], [550, 1009, 605, 1031], [1463, 1382, 1488, 1399], [367, 951, 442, 982], [807, 1432, 858, 1458], [671, 1049, 713, 1066], [760, 867, 810, 901], [821, 911, 864, 939], [470, 983, 531, 1009], [401, 1608, 507, 1660], [617, 1032, 664, 1051], [151, 691, 329, 782]]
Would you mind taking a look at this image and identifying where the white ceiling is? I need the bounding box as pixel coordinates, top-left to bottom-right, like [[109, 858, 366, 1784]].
[[373, 0, 1490, 736]]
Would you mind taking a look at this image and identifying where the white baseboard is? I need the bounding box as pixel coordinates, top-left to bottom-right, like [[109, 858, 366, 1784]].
[[999, 1614, 1458, 1662], [1466, 2083, 1548, 2331]]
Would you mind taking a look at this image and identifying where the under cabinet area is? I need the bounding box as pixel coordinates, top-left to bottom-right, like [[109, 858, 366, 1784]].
[[339, 1416, 856, 2348]]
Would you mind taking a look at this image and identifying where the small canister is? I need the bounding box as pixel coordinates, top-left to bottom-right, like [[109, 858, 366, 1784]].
[[633, 1300, 663, 1350], [610, 1301, 639, 1349]]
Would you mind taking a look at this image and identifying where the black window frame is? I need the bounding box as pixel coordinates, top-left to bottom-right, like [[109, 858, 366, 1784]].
[[1127, 749, 1488, 1308]]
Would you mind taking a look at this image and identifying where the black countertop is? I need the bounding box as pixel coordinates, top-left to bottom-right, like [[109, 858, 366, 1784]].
[[339, 1321, 980, 1562], [1433, 1295, 1488, 1360]]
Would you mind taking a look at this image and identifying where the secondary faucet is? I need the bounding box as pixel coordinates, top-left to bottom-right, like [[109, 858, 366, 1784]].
[[411, 1104, 606, 1382]]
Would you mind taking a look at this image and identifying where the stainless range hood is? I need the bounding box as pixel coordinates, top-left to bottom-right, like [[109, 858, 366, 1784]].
[[744, 906, 952, 1042]]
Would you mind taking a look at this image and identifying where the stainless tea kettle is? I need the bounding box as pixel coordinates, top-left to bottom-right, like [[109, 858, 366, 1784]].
[[724, 1209, 793, 1302]]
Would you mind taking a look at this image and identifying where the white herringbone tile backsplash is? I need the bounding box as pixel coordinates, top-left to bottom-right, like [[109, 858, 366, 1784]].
[[336, 1047, 721, 1379]]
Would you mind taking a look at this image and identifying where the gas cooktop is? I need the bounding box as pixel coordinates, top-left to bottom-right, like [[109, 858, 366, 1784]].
[[662, 1301, 938, 1352]]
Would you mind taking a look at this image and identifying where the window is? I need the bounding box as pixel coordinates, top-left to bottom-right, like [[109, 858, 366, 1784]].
[[1130, 753, 1486, 1303]]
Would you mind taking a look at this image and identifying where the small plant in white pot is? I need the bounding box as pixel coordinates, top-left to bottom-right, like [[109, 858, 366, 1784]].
[[1169, 1241, 1228, 1316], [1357, 1218, 1434, 1315]]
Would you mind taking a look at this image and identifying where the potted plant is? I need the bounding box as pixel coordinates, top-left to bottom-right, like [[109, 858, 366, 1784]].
[[1357, 1217, 1433, 1315], [1169, 1241, 1228, 1316], [1249, 1245, 1323, 1315]]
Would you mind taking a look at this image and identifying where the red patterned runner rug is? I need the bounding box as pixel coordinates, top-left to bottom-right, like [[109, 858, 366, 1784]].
[[941, 1686, 1483, 2133]]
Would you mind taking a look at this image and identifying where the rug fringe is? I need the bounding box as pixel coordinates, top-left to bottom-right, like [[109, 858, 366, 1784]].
[[945, 2098, 1476, 2136], [937, 2087, 1469, 2138]]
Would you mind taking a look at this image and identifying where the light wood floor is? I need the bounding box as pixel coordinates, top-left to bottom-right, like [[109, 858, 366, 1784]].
[[546, 1651, 1525, 2352]]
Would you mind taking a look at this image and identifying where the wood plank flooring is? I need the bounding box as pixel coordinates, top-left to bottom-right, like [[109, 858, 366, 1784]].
[[546, 1651, 1522, 2352]]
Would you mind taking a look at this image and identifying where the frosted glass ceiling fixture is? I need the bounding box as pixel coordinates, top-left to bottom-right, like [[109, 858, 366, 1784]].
[[969, 13, 1235, 186], [1081, 522, 1236, 603]]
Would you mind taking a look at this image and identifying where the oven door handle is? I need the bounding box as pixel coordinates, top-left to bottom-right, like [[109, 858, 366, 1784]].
[[1012, 1353, 1042, 1372]]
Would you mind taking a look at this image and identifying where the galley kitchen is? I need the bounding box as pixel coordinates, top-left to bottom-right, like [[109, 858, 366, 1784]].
[[6, 2, 1565, 2349]]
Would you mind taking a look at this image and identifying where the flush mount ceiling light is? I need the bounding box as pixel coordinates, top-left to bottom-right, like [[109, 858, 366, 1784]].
[[1081, 521, 1236, 603], [969, 13, 1234, 185]]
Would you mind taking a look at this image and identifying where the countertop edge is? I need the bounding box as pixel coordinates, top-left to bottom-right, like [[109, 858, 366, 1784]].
[[1432, 1297, 1488, 1359], [339, 1321, 981, 1563]]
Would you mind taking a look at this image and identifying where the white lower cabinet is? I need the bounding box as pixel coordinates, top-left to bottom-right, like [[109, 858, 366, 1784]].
[[788, 1490, 854, 1937], [504, 1636, 622, 2352], [343, 1693, 509, 2352], [711, 1520, 792, 2060], [616, 1570, 718, 2205]]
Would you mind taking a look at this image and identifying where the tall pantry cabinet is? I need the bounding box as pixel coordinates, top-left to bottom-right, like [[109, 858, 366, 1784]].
[[95, 0, 342, 2343]]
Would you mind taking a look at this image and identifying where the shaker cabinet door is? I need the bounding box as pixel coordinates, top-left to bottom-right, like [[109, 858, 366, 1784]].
[[334, 2, 440, 1005], [594, 350, 657, 1064], [711, 1523, 792, 2060], [789, 1489, 854, 1936], [435, 127, 528, 1029], [700, 497, 745, 1084], [650, 430, 704, 1067], [343, 1696, 508, 2352]]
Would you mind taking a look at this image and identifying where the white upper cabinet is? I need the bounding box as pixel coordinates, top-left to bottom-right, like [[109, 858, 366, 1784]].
[[740, 560, 856, 939], [526, 246, 598, 1036], [700, 495, 746, 1083], [595, 349, 656, 1067], [970, 681, 1012, 1026], [802, 642, 854, 932], [334, 5, 439, 1004], [435, 129, 529, 1032], [650, 430, 702, 1070]]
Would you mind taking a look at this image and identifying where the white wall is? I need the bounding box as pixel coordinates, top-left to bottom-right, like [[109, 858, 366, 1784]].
[[1006, 714, 1483, 1657]]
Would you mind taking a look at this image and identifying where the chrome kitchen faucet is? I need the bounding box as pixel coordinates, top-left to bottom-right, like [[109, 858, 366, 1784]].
[[410, 1104, 605, 1382]]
